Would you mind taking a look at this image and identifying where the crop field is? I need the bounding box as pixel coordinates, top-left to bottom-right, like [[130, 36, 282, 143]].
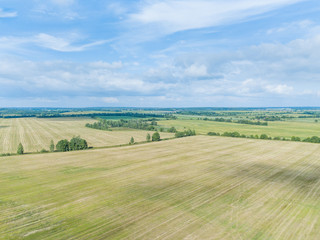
[[159, 119, 320, 138], [0, 118, 173, 154], [1, 136, 320, 239]]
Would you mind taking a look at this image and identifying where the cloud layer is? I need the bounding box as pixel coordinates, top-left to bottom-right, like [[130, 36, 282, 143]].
[[0, 0, 319, 107]]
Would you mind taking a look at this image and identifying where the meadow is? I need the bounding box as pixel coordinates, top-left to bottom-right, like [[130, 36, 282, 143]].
[[0, 118, 173, 154], [1, 136, 320, 239]]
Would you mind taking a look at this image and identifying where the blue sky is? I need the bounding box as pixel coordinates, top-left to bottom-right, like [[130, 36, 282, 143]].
[[1, 0, 320, 107]]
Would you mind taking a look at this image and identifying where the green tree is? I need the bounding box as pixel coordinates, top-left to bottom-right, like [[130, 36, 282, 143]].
[[56, 139, 70, 152], [260, 134, 268, 139], [69, 136, 88, 151], [168, 127, 177, 133], [50, 140, 55, 152], [17, 143, 24, 155], [152, 132, 160, 141], [129, 137, 135, 145], [146, 133, 151, 142]]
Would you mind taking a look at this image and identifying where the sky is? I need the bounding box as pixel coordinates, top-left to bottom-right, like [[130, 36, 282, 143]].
[[1, 0, 320, 107]]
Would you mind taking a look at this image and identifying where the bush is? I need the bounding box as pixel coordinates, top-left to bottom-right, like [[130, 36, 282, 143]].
[[291, 136, 301, 142], [129, 137, 135, 145], [175, 131, 185, 138], [152, 132, 161, 141], [17, 143, 24, 155], [40, 149, 48, 153], [222, 132, 241, 137], [207, 132, 219, 136]]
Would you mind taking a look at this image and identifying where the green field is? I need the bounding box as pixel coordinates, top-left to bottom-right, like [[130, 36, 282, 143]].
[[0, 118, 173, 154], [159, 119, 320, 138], [1, 136, 320, 239]]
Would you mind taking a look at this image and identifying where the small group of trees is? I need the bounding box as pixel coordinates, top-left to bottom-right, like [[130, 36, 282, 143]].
[[175, 129, 196, 138], [145, 132, 161, 142], [129, 132, 161, 145], [56, 136, 88, 152]]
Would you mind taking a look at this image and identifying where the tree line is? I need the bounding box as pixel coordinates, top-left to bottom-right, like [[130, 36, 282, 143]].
[[14, 136, 88, 155], [86, 119, 158, 131], [202, 117, 268, 126], [207, 131, 320, 143]]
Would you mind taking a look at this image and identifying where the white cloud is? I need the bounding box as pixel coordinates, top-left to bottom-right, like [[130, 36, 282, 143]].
[[0, 8, 17, 18], [101, 97, 119, 103], [34, 33, 107, 52], [0, 33, 108, 52], [130, 0, 305, 35], [265, 84, 293, 94]]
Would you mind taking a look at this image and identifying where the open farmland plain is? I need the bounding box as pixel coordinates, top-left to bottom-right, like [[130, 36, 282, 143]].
[[1, 136, 320, 239], [158, 119, 320, 139], [0, 118, 173, 154]]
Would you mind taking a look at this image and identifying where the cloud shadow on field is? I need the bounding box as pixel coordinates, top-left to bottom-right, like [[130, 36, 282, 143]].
[[234, 162, 320, 193]]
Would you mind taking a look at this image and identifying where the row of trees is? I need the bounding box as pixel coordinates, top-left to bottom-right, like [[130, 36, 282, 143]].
[[86, 119, 158, 131], [16, 136, 88, 155], [129, 132, 161, 145], [203, 117, 268, 126], [207, 131, 320, 143], [175, 129, 196, 138]]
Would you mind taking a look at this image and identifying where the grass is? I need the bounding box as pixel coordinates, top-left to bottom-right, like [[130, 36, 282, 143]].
[[0, 118, 173, 154], [158, 119, 320, 138], [1, 136, 320, 239]]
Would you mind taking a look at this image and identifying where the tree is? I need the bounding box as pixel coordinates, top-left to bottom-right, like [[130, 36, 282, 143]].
[[69, 136, 88, 151], [129, 137, 135, 145], [56, 139, 70, 152], [260, 134, 268, 139], [168, 127, 177, 133], [17, 143, 24, 155], [152, 132, 160, 141], [50, 140, 55, 152], [146, 133, 151, 142]]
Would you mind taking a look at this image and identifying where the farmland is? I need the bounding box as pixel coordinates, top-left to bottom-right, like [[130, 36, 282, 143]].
[[0, 118, 173, 154], [158, 119, 320, 139], [1, 136, 320, 239]]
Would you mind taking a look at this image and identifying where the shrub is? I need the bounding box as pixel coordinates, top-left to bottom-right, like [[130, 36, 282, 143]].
[[129, 137, 135, 145], [175, 131, 185, 138], [291, 136, 301, 142], [207, 132, 219, 136]]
